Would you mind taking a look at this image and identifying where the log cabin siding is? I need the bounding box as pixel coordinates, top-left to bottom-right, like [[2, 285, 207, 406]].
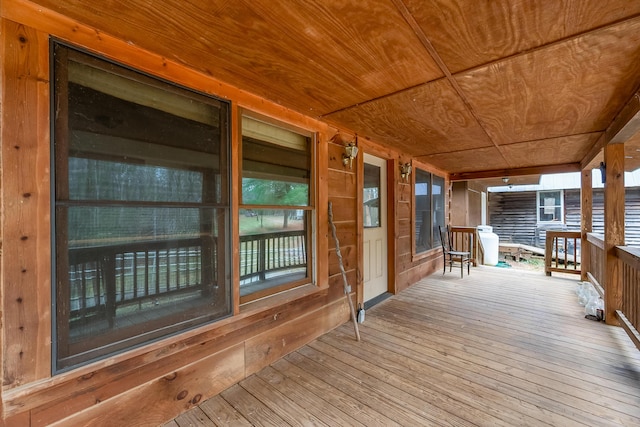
[[0, 7, 443, 426], [487, 191, 538, 245], [490, 188, 640, 248]]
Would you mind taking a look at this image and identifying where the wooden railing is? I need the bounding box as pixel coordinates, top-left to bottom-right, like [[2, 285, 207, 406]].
[[544, 231, 581, 276], [583, 233, 640, 350], [450, 226, 481, 266], [239, 229, 307, 283], [586, 233, 606, 293], [614, 246, 640, 350], [69, 237, 211, 328], [68, 230, 307, 327]]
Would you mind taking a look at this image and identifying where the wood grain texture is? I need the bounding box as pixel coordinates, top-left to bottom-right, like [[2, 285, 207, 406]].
[[171, 267, 640, 426], [174, 407, 216, 427], [316, 129, 330, 291], [25, 0, 442, 116], [328, 169, 357, 199], [323, 78, 494, 157], [1, 19, 51, 388], [244, 298, 349, 376], [46, 344, 245, 427], [581, 169, 593, 282], [4, 0, 640, 177], [256, 366, 367, 427], [3, 285, 332, 420], [456, 17, 640, 145], [498, 134, 599, 169], [604, 143, 625, 325], [405, 0, 640, 73], [197, 394, 252, 427], [417, 146, 509, 174]]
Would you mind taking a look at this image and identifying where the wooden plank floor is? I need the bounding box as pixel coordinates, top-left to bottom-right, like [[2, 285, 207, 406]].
[[165, 267, 640, 426]]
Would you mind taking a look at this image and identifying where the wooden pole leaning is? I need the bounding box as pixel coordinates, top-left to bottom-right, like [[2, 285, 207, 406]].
[[328, 202, 361, 341]]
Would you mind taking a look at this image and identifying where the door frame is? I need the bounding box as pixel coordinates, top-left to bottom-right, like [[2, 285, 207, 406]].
[[357, 150, 396, 307]]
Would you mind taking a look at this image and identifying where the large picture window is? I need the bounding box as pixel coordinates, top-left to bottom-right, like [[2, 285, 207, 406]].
[[240, 116, 313, 302], [415, 168, 445, 254], [53, 43, 231, 370]]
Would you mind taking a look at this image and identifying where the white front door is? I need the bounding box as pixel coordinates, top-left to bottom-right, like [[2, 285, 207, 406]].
[[363, 153, 388, 303]]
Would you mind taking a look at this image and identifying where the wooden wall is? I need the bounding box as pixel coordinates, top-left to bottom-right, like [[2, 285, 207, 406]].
[[488, 191, 539, 246], [450, 181, 486, 227], [0, 3, 443, 425], [490, 188, 640, 248], [566, 188, 640, 246], [450, 181, 469, 226]]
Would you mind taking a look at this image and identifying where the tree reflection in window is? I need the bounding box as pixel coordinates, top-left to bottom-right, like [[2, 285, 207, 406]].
[[240, 116, 313, 302]]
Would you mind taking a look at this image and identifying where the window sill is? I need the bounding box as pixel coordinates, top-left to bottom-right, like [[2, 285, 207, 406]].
[[239, 282, 320, 314]]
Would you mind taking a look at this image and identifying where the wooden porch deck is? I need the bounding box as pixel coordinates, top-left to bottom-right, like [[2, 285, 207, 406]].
[[165, 267, 640, 426]]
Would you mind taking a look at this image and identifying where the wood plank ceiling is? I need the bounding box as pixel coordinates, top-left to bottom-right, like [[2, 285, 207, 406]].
[[32, 0, 640, 176]]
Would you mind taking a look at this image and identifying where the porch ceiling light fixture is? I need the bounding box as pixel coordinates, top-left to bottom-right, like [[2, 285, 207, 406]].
[[400, 162, 412, 182], [342, 136, 359, 169]]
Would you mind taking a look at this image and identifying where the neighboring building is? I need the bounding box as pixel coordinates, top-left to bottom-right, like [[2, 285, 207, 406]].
[[488, 171, 640, 248]]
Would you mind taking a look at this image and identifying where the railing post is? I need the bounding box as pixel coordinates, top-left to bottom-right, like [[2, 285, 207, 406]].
[[604, 143, 625, 325], [581, 169, 592, 281], [258, 236, 266, 281], [102, 253, 116, 328], [544, 231, 552, 276]]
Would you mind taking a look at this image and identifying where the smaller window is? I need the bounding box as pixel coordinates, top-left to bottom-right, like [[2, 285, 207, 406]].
[[537, 190, 564, 223], [415, 169, 432, 253], [432, 174, 445, 246], [414, 168, 445, 254], [240, 116, 314, 303], [363, 163, 381, 228]]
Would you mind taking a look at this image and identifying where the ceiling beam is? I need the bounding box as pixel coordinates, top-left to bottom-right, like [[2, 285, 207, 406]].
[[581, 90, 640, 169], [580, 133, 605, 170], [608, 91, 640, 144], [449, 163, 581, 182], [390, 0, 512, 168]]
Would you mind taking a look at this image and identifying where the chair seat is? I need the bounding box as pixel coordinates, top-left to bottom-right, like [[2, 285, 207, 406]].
[[448, 250, 470, 256]]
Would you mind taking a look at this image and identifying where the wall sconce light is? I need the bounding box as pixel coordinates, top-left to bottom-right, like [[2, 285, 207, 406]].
[[342, 141, 358, 169], [502, 177, 510, 184], [599, 162, 606, 184], [400, 163, 412, 182]]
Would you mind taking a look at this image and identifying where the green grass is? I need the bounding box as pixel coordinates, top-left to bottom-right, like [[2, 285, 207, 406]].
[[239, 214, 303, 235]]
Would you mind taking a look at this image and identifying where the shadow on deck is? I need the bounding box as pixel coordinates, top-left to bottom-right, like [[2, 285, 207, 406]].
[[166, 266, 640, 426]]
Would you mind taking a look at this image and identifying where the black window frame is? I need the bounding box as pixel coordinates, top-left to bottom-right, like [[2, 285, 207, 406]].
[[413, 167, 446, 255], [51, 41, 233, 371]]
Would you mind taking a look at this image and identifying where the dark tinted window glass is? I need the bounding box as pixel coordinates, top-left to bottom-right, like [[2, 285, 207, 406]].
[[53, 43, 231, 370]]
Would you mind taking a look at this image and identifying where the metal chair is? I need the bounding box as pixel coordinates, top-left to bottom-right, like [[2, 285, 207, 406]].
[[439, 226, 471, 277]]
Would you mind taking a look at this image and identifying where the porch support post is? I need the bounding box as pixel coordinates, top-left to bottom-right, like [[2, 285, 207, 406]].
[[603, 143, 624, 325], [580, 169, 592, 282]]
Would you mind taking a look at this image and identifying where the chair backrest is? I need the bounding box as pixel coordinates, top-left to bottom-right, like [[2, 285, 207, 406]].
[[439, 226, 452, 252]]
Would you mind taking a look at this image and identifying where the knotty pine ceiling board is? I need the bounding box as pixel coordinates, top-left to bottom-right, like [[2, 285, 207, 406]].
[[323, 78, 494, 157], [404, 0, 640, 73], [24, 0, 640, 177], [416, 146, 510, 174], [498, 134, 599, 169], [455, 17, 640, 146], [32, 0, 443, 116]]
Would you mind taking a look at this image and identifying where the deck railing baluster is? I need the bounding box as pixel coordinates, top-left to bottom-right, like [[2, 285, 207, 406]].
[[545, 231, 581, 276]]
